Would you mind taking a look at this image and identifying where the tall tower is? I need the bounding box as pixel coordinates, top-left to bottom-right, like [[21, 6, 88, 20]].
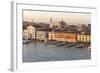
[[50, 18, 53, 28]]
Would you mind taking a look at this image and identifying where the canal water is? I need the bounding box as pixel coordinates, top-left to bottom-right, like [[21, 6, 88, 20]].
[[23, 41, 91, 62]]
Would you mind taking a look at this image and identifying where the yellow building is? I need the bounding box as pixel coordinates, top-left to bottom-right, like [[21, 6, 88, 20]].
[[49, 32, 55, 40], [77, 33, 91, 42], [49, 32, 77, 42]]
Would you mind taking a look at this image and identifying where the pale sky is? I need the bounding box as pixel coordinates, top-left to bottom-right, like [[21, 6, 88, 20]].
[[23, 10, 91, 24]]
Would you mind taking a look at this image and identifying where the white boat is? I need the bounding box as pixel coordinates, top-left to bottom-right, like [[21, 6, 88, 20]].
[[23, 40, 31, 44]]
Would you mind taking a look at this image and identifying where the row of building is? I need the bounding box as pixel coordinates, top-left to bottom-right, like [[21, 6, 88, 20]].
[[49, 30, 90, 42], [23, 22, 91, 43]]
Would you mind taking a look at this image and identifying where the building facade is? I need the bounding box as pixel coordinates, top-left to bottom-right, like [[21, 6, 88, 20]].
[[36, 30, 47, 41], [50, 18, 61, 28], [27, 24, 36, 39], [77, 34, 91, 43], [49, 32, 77, 42], [23, 29, 30, 40]]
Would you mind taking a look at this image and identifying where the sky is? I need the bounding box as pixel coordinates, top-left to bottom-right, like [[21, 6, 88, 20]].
[[23, 10, 91, 24]]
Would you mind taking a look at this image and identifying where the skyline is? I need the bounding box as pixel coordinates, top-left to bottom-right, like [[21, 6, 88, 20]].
[[23, 10, 91, 24]]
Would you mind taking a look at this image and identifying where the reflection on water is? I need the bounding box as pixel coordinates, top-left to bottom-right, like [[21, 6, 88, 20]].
[[23, 41, 91, 62]]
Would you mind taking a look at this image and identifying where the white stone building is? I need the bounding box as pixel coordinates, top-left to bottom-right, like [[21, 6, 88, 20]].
[[23, 29, 30, 40], [27, 25, 36, 39], [50, 18, 61, 28]]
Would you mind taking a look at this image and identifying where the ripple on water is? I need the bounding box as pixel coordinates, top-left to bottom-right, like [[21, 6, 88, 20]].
[[23, 42, 91, 62]]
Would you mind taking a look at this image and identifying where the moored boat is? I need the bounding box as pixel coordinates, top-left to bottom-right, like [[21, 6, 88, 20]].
[[88, 46, 91, 52], [23, 40, 31, 44]]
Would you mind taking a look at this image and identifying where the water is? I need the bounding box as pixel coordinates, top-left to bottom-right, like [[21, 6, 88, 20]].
[[23, 41, 91, 62]]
